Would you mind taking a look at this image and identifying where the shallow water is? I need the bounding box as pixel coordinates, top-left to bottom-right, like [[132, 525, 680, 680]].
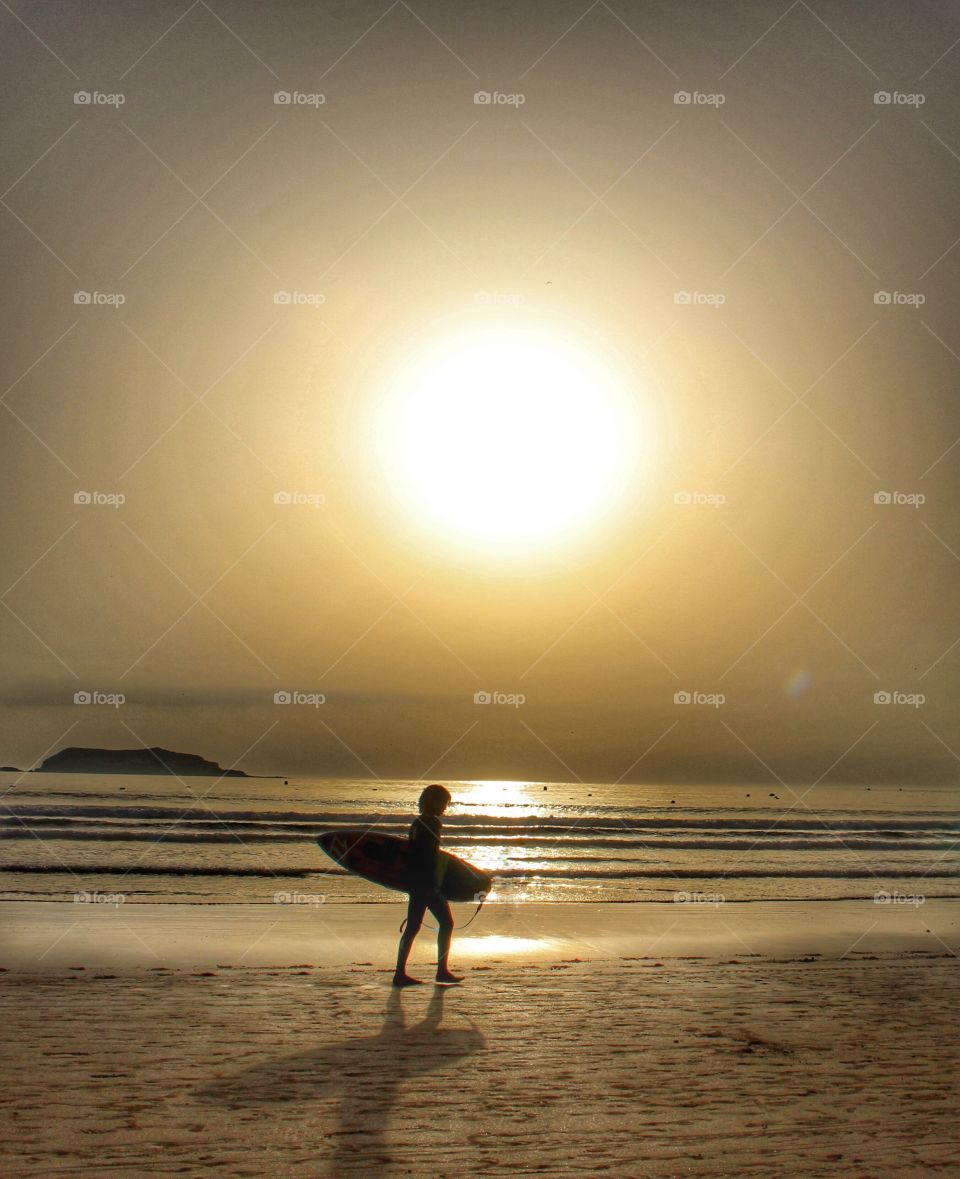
[[1, 774, 957, 904]]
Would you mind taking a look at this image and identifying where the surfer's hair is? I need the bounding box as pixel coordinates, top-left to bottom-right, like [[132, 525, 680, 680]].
[[418, 783, 451, 815]]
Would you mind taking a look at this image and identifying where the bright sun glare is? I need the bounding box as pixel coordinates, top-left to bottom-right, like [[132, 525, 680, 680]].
[[376, 320, 640, 552]]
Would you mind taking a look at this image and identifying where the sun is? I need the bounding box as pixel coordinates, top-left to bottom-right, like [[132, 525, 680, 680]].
[[375, 318, 641, 553]]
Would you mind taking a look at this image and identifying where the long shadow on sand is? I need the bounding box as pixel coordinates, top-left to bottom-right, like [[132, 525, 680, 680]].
[[197, 985, 484, 1174]]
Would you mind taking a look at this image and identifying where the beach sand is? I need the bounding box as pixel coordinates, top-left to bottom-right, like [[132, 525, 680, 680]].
[[2, 901, 959, 1177]]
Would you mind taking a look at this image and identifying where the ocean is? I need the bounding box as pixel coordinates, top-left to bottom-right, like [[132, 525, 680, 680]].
[[1, 774, 957, 905]]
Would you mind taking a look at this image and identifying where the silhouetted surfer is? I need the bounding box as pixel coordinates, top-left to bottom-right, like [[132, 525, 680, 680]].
[[393, 784, 463, 987]]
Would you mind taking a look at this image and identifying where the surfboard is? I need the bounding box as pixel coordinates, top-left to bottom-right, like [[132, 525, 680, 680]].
[[316, 830, 492, 902]]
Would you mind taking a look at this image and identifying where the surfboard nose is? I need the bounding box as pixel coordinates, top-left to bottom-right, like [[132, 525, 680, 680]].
[[318, 832, 347, 862]]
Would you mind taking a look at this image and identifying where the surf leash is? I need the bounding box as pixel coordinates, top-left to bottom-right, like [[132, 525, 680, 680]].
[[398, 893, 487, 934], [459, 895, 486, 930]]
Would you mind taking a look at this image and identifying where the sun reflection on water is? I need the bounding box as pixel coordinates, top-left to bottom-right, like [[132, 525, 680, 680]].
[[459, 779, 548, 816], [446, 780, 557, 894]]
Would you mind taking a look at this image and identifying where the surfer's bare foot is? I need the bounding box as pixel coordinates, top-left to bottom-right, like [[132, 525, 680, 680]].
[[435, 970, 463, 984], [392, 972, 423, 988]]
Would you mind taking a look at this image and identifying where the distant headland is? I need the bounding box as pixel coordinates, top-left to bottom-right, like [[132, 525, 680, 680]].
[[34, 747, 250, 777]]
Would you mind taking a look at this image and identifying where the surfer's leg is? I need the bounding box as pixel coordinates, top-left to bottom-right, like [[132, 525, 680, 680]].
[[430, 896, 461, 983], [394, 893, 428, 986]]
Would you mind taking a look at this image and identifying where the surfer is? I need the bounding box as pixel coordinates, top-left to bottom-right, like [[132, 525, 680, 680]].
[[394, 783, 463, 987]]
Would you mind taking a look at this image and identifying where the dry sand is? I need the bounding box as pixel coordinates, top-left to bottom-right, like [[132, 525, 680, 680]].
[[1, 901, 959, 1177]]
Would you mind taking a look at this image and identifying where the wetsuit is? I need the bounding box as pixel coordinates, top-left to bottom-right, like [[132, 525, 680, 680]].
[[404, 813, 453, 934]]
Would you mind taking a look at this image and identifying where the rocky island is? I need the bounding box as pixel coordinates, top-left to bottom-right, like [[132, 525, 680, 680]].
[[35, 747, 250, 777]]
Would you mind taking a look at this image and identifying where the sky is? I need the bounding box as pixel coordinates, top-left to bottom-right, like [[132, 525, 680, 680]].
[[1, 0, 959, 785]]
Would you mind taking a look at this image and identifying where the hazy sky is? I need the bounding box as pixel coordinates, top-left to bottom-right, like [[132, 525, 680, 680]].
[[2, 0, 959, 784]]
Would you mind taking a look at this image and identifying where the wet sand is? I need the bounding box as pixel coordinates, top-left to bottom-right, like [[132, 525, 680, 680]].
[[1, 901, 958, 1176], [2, 897, 957, 969]]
